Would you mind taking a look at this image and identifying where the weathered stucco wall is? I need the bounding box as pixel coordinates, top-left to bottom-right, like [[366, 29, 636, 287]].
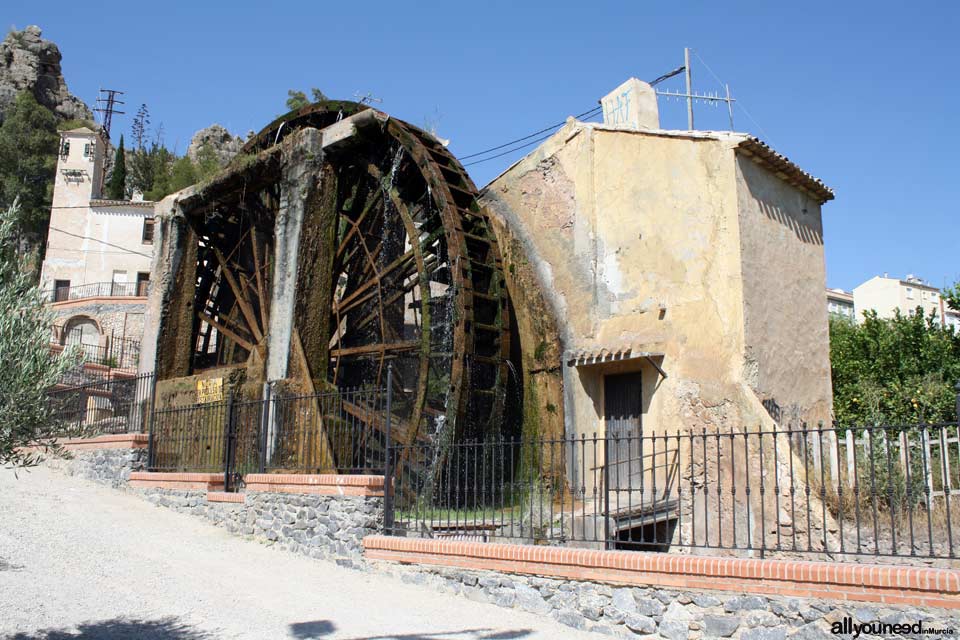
[[735, 155, 832, 426], [482, 122, 832, 439]]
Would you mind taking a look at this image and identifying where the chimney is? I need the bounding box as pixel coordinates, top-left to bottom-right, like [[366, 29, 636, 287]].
[[601, 78, 659, 130]]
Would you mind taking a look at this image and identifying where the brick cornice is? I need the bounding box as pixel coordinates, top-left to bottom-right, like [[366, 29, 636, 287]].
[[244, 474, 384, 497], [363, 536, 960, 609], [54, 433, 148, 450]]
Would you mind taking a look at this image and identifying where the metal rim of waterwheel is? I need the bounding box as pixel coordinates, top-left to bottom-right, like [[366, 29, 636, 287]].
[[241, 101, 511, 444]]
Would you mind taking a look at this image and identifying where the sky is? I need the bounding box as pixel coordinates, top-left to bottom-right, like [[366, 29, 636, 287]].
[[7, 1, 958, 292]]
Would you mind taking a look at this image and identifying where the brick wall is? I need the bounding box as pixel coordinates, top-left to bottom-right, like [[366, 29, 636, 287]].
[[364, 536, 960, 609]]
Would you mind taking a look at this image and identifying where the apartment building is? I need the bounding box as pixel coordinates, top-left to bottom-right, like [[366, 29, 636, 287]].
[[852, 274, 947, 323], [39, 126, 155, 368], [826, 288, 855, 320]]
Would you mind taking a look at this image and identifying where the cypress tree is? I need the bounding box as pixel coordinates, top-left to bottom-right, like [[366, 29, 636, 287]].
[[105, 135, 127, 200]]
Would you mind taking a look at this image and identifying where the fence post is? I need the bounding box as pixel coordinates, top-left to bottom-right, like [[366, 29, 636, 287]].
[[923, 427, 934, 498], [846, 429, 855, 487], [383, 364, 395, 534], [223, 392, 236, 493], [603, 429, 611, 551], [147, 372, 158, 435], [259, 382, 271, 474], [827, 424, 838, 493], [146, 392, 156, 471], [955, 381, 960, 423]]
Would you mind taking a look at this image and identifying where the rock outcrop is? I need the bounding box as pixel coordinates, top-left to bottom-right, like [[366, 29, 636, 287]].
[[187, 124, 242, 168], [0, 26, 92, 122]]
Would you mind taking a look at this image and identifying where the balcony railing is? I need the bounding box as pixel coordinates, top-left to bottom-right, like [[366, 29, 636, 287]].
[[45, 281, 150, 303]]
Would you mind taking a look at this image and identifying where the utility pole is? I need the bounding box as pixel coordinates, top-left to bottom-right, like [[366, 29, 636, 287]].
[[684, 48, 694, 130], [93, 88, 125, 140], [726, 84, 735, 130]]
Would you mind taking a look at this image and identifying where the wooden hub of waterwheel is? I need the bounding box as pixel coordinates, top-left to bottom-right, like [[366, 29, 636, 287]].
[[180, 101, 512, 449]]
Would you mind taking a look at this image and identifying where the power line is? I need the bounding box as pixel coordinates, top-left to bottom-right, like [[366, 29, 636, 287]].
[[463, 131, 559, 167], [459, 70, 682, 166], [460, 106, 602, 161], [690, 49, 775, 145], [47, 226, 153, 258]]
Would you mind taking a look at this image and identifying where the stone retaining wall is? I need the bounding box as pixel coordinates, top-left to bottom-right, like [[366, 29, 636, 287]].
[[369, 559, 960, 639], [42, 435, 147, 488], [133, 484, 382, 565]]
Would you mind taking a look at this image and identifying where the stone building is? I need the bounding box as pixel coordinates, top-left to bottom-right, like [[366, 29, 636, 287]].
[[481, 79, 835, 445], [39, 126, 155, 368]]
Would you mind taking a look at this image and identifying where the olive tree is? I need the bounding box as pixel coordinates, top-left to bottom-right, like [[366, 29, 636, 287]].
[[0, 200, 81, 468]]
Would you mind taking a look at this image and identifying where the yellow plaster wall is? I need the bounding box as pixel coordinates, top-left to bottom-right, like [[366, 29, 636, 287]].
[[484, 122, 832, 440]]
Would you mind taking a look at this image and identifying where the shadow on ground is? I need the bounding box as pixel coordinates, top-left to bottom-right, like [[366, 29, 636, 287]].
[[7, 616, 214, 639], [289, 620, 336, 638]]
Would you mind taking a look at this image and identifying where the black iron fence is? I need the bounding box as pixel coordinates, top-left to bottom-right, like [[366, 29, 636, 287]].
[[45, 281, 149, 303], [52, 337, 141, 371], [47, 372, 155, 436], [146, 386, 389, 490], [42, 364, 960, 564], [383, 422, 960, 561]]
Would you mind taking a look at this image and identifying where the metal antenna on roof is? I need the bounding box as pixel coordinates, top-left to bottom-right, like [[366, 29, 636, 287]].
[[653, 48, 736, 131]]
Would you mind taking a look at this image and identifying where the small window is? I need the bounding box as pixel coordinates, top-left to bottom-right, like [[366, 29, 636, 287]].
[[83, 143, 93, 158], [906, 287, 914, 300], [136, 272, 150, 297], [142, 217, 155, 244], [53, 279, 70, 302], [932, 292, 939, 300], [59, 140, 70, 158]]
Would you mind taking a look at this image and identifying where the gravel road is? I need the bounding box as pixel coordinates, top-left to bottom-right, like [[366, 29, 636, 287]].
[[0, 466, 600, 639]]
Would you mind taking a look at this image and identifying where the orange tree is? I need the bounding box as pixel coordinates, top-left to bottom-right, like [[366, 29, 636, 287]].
[[829, 309, 960, 425]]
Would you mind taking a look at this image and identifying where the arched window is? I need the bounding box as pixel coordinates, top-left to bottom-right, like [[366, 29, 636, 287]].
[[62, 316, 101, 347]]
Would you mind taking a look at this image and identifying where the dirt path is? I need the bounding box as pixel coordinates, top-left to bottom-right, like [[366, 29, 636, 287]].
[[0, 466, 600, 639]]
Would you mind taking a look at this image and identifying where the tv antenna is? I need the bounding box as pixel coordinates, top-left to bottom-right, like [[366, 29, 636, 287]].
[[353, 91, 383, 106], [93, 88, 125, 139], [654, 48, 735, 130]]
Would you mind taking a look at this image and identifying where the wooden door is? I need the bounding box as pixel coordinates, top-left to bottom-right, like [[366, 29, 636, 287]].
[[604, 372, 643, 491]]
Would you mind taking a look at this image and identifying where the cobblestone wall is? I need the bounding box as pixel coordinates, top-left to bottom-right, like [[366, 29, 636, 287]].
[[51, 301, 147, 343], [133, 488, 381, 564], [44, 447, 146, 487], [370, 561, 960, 639]]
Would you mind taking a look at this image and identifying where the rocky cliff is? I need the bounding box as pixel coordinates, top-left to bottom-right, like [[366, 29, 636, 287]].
[[0, 26, 92, 123], [187, 124, 243, 168]]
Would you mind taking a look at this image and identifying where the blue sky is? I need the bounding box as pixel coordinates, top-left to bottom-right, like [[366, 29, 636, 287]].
[[8, 1, 958, 292]]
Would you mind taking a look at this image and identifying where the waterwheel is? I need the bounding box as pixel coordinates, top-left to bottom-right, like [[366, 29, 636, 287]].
[[180, 101, 512, 469]]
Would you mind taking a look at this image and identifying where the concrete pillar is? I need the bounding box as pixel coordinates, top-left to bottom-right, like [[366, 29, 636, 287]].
[[265, 128, 324, 382]]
